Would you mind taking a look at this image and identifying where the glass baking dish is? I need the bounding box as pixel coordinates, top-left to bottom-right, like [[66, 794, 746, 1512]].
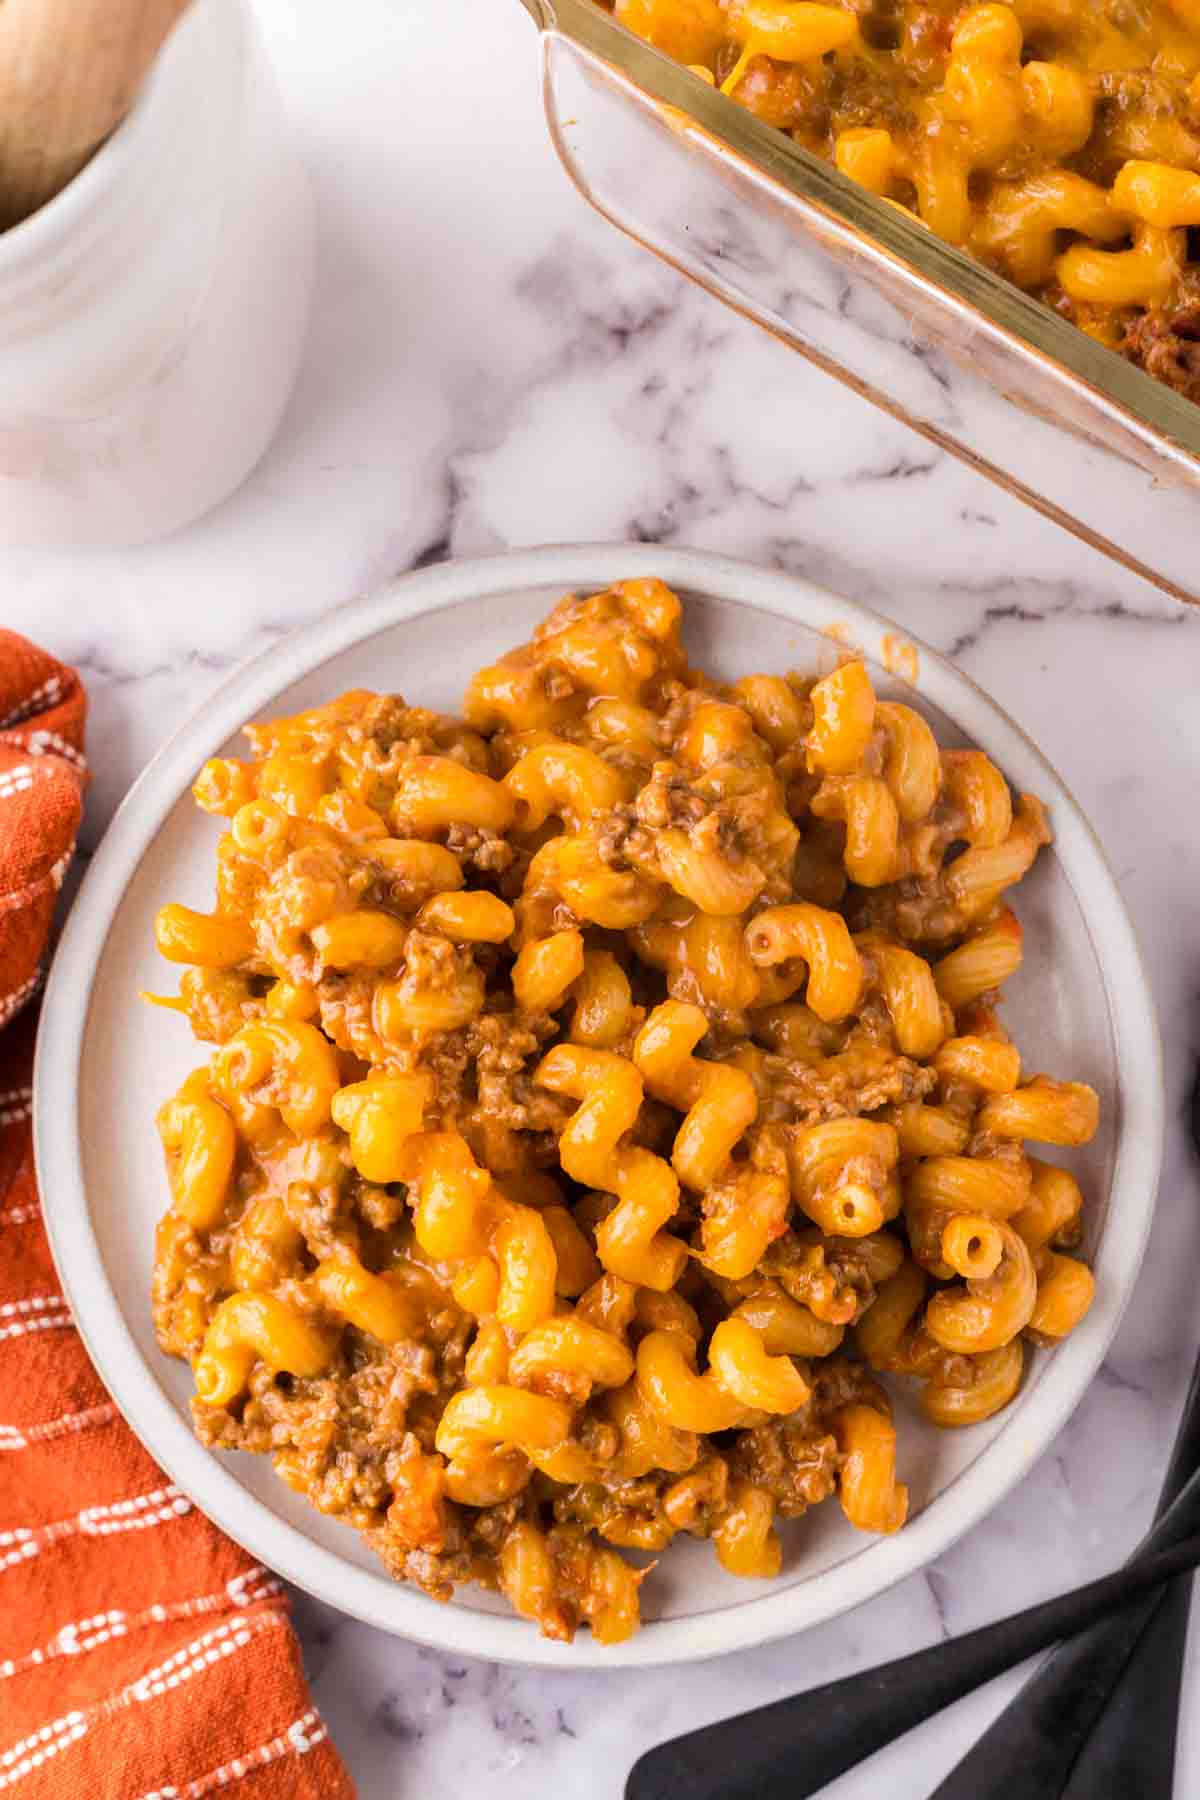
[[518, 0, 1200, 606]]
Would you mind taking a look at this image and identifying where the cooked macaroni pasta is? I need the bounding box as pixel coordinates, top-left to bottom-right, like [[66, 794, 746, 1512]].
[[600, 0, 1200, 401], [151, 579, 1098, 1643]]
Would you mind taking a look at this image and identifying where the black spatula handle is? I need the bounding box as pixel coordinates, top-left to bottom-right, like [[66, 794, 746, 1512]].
[[626, 1464, 1200, 1800], [933, 1073, 1200, 1800], [931, 1349, 1200, 1800]]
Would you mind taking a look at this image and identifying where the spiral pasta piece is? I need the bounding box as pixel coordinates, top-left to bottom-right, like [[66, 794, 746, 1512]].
[[157, 1072, 237, 1231], [788, 1117, 900, 1238], [535, 1044, 687, 1291], [505, 739, 632, 831], [832, 1402, 908, 1533], [925, 1220, 1038, 1352], [636, 1315, 807, 1434], [633, 999, 757, 1190], [856, 931, 947, 1058], [744, 903, 864, 1021], [403, 1132, 559, 1332]]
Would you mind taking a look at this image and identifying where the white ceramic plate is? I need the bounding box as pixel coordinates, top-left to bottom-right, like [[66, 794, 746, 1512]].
[[35, 545, 1163, 1668]]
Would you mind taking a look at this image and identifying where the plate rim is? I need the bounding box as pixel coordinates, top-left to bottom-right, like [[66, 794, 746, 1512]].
[[34, 542, 1165, 1669]]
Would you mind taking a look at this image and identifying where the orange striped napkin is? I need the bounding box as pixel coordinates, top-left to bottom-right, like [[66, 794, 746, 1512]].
[[0, 631, 354, 1799]]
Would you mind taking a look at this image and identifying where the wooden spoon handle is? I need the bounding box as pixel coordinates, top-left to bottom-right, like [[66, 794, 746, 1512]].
[[0, 0, 193, 230]]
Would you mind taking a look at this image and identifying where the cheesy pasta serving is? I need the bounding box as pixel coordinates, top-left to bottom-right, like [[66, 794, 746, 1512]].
[[602, 0, 1200, 401], [151, 580, 1098, 1644]]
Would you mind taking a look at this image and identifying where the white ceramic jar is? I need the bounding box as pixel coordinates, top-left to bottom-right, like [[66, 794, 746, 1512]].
[[0, 0, 313, 547]]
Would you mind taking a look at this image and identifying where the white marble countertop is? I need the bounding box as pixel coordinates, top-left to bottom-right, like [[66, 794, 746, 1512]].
[[7, 0, 1200, 1794]]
